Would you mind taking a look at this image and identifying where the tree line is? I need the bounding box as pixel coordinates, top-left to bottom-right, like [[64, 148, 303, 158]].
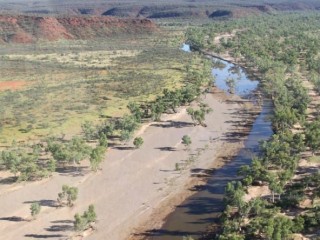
[[186, 12, 320, 240]]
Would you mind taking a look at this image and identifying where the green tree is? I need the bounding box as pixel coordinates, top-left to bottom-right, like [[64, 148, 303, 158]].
[[133, 137, 144, 149], [1, 148, 50, 181], [238, 157, 269, 186], [74, 213, 86, 232], [268, 173, 285, 203], [127, 102, 143, 123], [150, 101, 165, 121], [305, 119, 320, 154], [90, 146, 105, 171], [162, 89, 183, 113], [187, 103, 212, 126], [182, 135, 192, 150], [58, 185, 78, 207], [74, 204, 97, 232], [119, 130, 130, 142], [47, 137, 92, 167], [218, 232, 245, 240], [30, 202, 41, 219], [272, 107, 298, 132], [46, 158, 57, 173], [1, 149, 21, 176], [224, 181, 245, 209], [98, 133, 108, 148], [98, 120, 115, 137], [116, 115, 138, 142], [83, 204, 97, 223], [292, 216, 305, 233], [81, 121, 97, 141], [68, 137, 92, 166], [181, 85, 198, 104]]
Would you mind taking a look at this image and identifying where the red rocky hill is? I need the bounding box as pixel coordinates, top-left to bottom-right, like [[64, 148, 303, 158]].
[[0, 15, 157, 44]]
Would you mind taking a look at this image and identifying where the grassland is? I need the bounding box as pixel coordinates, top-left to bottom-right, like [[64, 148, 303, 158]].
[[0, 32, 192, 144]]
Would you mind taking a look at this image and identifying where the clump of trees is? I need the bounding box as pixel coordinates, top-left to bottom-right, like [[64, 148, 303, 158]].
[[81, 121, 98, 141], [74, 205, 97, 232], [57, 185, 78, 207], [271, 78, 309, 133], [127, 102, 144, 123], [46, 136, 92, 167], [116, 114, 139, 142], [187, 103, 212, 126], [0, 145, 56, 181], [219, 181, 302, 240], [305, 119, 320, 155], [0, 132, 109, 180]]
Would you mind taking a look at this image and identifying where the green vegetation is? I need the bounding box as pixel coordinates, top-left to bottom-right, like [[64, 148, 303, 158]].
[[90, 146, 106, 171], [181, 135, 192, 150], [0, 33, 191, 143], [74, 204, 97, 232], [0, 146, 56, 181], [82, 121, 98, 141], [0, 25, 215, 182], [46, 136, 92, 167], [4, 2, 320, 239], [116, 115, 139, 142], [133, 137, 144, 149], [175, 162, 181, 171], [186, 12, 320, 239], [57, 185, 79, 207], [187, 103, 212, 126], [30, 202, 41, 219], [305, 119, 320, 155]]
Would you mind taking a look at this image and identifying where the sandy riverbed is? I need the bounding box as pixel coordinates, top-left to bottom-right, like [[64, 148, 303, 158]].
[[0, 88, 259, 240]]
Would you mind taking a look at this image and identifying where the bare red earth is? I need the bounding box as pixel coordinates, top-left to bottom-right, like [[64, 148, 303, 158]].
[[0, 15, 157, 43], [0, 81, 27, 91]]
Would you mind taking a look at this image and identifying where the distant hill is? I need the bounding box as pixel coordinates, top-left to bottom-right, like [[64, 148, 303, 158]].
[[0, 0, 320, 19], [0, 15, 157, 44]]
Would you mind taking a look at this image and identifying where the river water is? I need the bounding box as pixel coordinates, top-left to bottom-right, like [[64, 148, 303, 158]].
[[212, 59, 259, 97], [145, 44, 273, 240]]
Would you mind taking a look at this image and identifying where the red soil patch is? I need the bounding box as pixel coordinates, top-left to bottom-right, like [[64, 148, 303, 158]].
[[0, 81, 27, 91]]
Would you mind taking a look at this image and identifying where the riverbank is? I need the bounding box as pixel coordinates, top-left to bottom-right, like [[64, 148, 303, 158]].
[[0, 85, 261, 240], [128, 45, 264, 240], [129, 87, 262, 240]]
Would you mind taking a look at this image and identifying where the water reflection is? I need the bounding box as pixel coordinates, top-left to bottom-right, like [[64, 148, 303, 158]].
[[212, 59, 259, 97]]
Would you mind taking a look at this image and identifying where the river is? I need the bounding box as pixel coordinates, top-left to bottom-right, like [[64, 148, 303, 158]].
[[146, 44, 273, 240]]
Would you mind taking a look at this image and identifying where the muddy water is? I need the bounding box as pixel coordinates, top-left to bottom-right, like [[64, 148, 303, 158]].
[[146, 46, 273, 240]]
